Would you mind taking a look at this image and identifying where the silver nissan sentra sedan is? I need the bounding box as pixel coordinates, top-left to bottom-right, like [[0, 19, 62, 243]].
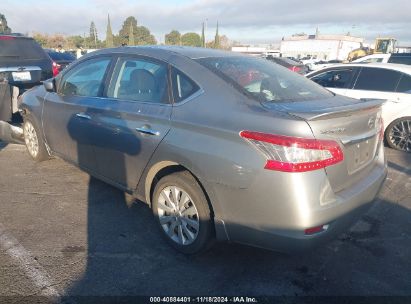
[[20, 46, 387, 254]]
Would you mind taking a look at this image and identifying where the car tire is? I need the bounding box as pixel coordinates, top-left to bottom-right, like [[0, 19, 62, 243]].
[[152, 171, 214, 254], [23, 116, 49, 161], [385, 117, 411, 152]]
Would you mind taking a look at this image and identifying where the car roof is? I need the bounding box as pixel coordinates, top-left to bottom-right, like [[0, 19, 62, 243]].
[[86, 45, 243, 60], [307, 63, 411, 76]]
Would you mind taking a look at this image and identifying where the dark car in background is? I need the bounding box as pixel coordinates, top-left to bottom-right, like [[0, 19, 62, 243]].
[[388, 53, 411, 65], [266, 56, 308, 74], [0, 34, 52, 123], [44, 49, 76, 76], [20, 46, 386, 254]]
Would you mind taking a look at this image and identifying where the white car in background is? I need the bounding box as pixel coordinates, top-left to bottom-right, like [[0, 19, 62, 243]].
[[352, 54, 391, 63], [307, 63, 411, 152]]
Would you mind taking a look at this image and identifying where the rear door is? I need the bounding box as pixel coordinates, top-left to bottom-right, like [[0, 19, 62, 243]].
[[308, 67, 358, 96], [86, 55, 172, 189], [345, 67, 402, 101]]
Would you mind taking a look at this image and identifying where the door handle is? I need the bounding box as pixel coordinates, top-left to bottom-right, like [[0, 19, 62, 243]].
[[76, 113, 91, 120], [136, 127, 160, 136]]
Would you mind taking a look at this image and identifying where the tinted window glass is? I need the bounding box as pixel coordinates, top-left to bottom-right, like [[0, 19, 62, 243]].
[[172, 69, 200, 102], [388, 55, 411, 65], [396, 74, 411, 93], [354, 68, 402, 92], [310, 69, 354, 88], [0, 37, 48, 61], [196, 56, 332, 103], [108, 57, 169, 104], [47, 51, 76, 61], [59, 57, 110, 97]]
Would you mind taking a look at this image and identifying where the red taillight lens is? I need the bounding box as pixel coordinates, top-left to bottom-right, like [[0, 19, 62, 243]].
[[291, 66, 302, 73], [0, 36, 15, 40], [52, 61, 60, 77], [240, 131, 344, 172], [304, 224, 329, 235]]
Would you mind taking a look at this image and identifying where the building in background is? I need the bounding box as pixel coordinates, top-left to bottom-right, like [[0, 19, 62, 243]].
[[280, 31, 364, 61], [231, 45, 280, 57]]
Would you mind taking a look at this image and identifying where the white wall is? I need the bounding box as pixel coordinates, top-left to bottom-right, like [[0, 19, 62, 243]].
[[280, 39, 362, 61]]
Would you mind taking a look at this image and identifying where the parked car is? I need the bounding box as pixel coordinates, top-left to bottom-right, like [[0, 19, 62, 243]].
[[310, 59, 343, 71], [267, 56, 308, 74], [307, 63, 411, 152], [353, 53, 411, 65], [0, 34, 52, 123], [44, 49, 76, 76], [20, 47, 386, 254]]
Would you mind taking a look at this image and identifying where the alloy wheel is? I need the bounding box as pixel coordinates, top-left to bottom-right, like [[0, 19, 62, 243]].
[[388, 119, 411, 152], [157, 186, 200, 245], [24, 121, 39, 158]]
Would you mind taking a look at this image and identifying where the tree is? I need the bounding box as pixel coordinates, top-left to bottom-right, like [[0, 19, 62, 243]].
[[106, 14, 114, 48], [214, 21, 220, 49], [118, 16, 156, 46], [165, 30, 181, 45], [89, 21, 98, 48], [0, 13, 12, 34], [32, 32, 49, 47], [181, 32, 202, 47], [66, 35, 85, 49], [118, 16, 137, 46], [128, 22, 135, 45], [135, 25, 156, 45], [201, 22, 205, 47]]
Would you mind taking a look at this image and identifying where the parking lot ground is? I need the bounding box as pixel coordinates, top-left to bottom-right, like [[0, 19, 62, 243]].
[[0, 141, 410, 300]]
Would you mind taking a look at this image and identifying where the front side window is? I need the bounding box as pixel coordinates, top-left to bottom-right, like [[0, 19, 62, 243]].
[[107, 57, 169, 104], [310, 69, 355, 89], [196, 56, 332, 103], [59, 57, 110, 97], [354, 67, 402, 92]]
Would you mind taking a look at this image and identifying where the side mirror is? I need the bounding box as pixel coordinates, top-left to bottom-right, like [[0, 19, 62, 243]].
[[43, 79, 55, 92]]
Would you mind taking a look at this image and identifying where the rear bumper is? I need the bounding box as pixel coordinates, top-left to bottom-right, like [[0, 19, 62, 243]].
[[214, 145, 387, 253]]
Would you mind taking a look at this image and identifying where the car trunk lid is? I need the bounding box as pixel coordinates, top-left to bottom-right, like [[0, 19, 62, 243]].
[[263, 96, 384, 193]]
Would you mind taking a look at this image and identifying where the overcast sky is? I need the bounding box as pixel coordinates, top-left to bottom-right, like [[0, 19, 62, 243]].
[[2, 0, 411, 45]]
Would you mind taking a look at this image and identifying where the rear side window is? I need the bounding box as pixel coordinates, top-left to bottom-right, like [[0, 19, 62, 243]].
[[354, 68, 402, 92], [396, 74, 411, 93], [107, 57, 169, 104], [310, 69, 355, 89], [0, 37, 48, 61], [171, 68, 200, 103], [388, 55, 411, 65], [196, 56, 332, 103]]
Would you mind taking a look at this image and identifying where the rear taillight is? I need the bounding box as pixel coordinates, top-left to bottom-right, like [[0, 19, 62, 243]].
[[379, 117, 384, 142], [290, 66, 302, 73], [0, 36, 15, 40], [52, 61, 60, 77], [240, 131, 344, 172]]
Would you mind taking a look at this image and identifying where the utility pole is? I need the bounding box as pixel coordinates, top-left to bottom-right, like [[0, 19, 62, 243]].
[[204, 18, 208, 48]]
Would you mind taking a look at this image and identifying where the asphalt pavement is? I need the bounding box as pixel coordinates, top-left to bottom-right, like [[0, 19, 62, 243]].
[[0, 141, 410, 302]]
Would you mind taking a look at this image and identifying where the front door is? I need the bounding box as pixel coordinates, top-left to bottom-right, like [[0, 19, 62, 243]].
[[42, 56, 112, 172]]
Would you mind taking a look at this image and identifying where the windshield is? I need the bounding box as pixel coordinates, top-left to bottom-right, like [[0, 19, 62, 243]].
[[196, 56, 333, 103]]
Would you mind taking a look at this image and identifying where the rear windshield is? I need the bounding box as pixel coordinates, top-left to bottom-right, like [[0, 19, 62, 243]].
[[272, 57, 300, 65], [0, 37, 48, 61], [47, 51, 76, 61], [196, 56, 332, 103]]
